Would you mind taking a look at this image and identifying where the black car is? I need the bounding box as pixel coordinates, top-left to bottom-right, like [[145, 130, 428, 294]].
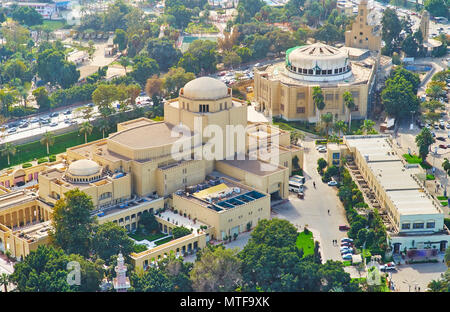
[[64, 110, 72, 115], [436, 136, 446, 141]]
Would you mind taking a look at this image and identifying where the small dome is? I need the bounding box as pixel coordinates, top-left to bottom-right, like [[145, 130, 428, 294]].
[[182, 77, 228, 100], [68, 159, 101, 176]]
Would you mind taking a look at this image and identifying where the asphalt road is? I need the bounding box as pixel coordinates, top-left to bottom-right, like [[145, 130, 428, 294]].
[[272, 138, 351, 262]]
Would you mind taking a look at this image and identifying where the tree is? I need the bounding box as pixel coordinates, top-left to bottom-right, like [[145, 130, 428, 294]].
[[166, 5, 193, 29], [360, 119, 376, 135], [426, 81, 446, 100], [37, 49, 80, 88], [162, 67, 196, 95], [391, 67, 420, 94], [321, 112, 333, 138], [223, 51, 241, 69], [98, 119, 110, 139], [314, 23, 343, 44], [113, 28, 128, 51], [40, 131, 55, 155], [381, 8, 402, 55], [235, 0, 265, 23], [317, 158, 327, 174], [11, 5, 43, 27], [334, 120, 347, 140], [33, 87, 50, 111], [139, 211, 159, 233], [145, 75, 163, 98], [51, 189, 97, 257], [0, 273, 10, 292], [381, 75, 419, 118], [92, 222, 134, 264], [10, 245, 103, 292], [130, 255, 192, 291], [172, 226, 192, 239], [1, 142, 16, 166], [401, 33, 420, 57], [130, 55, 159, 87], [146, 38, 182, 72], [1, 21, 30, 52], [312, 86, 325, 123], [178, 40, 218, 75], [190, 246, 242, 292], [415, 127, 434, 161], [92, 84, 119, 119], [342, 91, 355, 130], [79, 121, 93, 144], [424, 0, 449, 18]]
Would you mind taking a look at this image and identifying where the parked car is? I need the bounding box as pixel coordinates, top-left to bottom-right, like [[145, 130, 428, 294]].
[[50, 122, 58, 127], [19, 122, 29, 128], [434, 124, 440, 130], [30, 117, 39, 123], [439, 144, 447, 149], [7, 127, 17, 133], [431, 132, 436, 137], [339, 225, 351, 231], [342, 254, 353, 260], [328, 180, 338, 186], [50, 112, 59, 117], [436, 136, 446, 141], [64, 110, 72, 115], [341, 238, 353, 243], [380, 264, 396, 272], [64, 119, 72, 124]]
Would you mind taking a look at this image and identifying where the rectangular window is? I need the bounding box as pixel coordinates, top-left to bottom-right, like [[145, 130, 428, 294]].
[[297, 92, 305, 100], [351, 91, 360, 99], [296, 107, 305, 114], [426, 222, 435, 229], [401, 223, 411, 230], [327, 70, 332, 75], [325, 94, 334, 101], [413, 223, 424, 229]]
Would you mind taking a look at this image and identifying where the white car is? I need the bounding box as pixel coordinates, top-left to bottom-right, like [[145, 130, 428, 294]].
[[328, 180, 338, 186], [342, 254, 353, 260], [341, 238, 353, 243]]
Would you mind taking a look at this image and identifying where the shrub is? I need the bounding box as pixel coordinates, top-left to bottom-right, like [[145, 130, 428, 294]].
[[172, 226, 191, 239], [49, 155, 56, 162], [22, 163, 32, 168], [133, 244, 147, 253], [37, 157, 48, 164], [444, 218, 450, 229], [426, 174, 435, 180]]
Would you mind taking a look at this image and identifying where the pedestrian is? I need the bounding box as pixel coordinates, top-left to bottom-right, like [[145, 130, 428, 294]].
[[313, 181, 316, 188]]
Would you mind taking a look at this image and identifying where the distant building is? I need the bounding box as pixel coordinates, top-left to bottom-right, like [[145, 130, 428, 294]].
[[3, 2, 56, 19], [345, 0, 382, 52], [419, 10, 443, 55]]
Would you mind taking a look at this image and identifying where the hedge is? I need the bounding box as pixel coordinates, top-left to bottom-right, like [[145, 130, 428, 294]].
[[49, 155, 56, 162], [22, 163, 32, 168], [37, 157, 49, 164]]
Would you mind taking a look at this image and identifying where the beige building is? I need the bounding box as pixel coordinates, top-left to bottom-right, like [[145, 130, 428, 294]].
[[344, 0, 382, 52], [341, 135, 450, 254], [0, 77, 304, 264], [254, 42, 377, 122]]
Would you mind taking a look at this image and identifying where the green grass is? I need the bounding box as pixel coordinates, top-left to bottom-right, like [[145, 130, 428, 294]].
[[185, 22, 219, 34], [296, 230, 315, 257], [0, 126, 114, 171], [441, 201, 448, 206], [438, 196, 448, 201], [426, 174, 436, 180], [273, 117, 320, 135], [155, 236, 174, 246], [133, 244, 148, 253], [128, 232, 166, 242], [403, 154, 422, 164], [343, 260, 352, 266], [42, 20, 67, 31]]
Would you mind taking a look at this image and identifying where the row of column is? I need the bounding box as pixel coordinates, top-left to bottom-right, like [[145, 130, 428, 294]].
[[0, 205, 49, 229]]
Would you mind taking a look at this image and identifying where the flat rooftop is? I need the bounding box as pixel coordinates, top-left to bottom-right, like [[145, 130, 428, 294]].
[[175, 178, 267, 212], [218, 158, 285, 176], [0, 191, 37, 212], [13, 221, 52, 243], [345, 135, 441, 216], [108, 122, 193, 149]]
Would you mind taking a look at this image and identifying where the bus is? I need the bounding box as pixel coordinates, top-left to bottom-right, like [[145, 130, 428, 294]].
[[291, 175, 305, 184], [289, 181, 304, 193]]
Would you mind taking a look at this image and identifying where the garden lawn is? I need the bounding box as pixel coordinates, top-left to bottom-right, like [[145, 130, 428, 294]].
[[128, 232, 166, 242], [0, 127, 108, 171], [403, 154, 422, 164], [296, 230, 315, 257], [155, 236, 174, 246], [42, 20, 66, 31]]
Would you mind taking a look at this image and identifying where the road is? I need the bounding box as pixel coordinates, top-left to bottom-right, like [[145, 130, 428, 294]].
[[0, 96, 153, 145], [272, 137, 351, 262]]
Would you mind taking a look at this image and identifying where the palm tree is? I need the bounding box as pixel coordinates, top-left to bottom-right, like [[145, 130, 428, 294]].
[[98, 119, 110, 139], [343, 91, 355, 131], [0, 273, 9, 292], [361, 119, 376, 135], [321, 112, 333, 139], [333, 120, 347, 142], [312, 86, 325, 123], [79, 122, 93, 144], [1, 142, 16, 166], [443, 158, 450, 175], [40, 131, 55, 155]]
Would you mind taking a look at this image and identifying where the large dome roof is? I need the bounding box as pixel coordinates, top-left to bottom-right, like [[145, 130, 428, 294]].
[[68, 159, 101, 176], [182, 77, 229, 100], [287, 42, 349, 70]]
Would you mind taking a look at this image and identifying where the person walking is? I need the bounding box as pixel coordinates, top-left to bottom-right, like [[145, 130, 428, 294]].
[[313, 181, 316, 188]]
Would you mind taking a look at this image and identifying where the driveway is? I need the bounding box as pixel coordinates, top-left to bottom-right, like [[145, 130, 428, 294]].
[[272, 138, 350, 262], [389, 262, 448, 292]]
